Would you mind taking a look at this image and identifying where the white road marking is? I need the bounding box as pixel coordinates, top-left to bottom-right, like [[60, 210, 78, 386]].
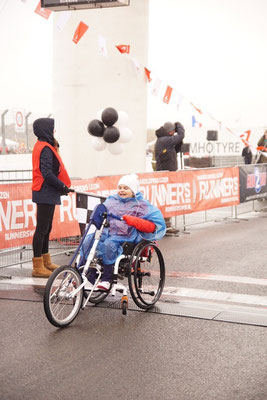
[[163, 287, 267, 307], [0, 277, 48, 286], [166, 272, 267, 286], [1, 276, 267, 308]]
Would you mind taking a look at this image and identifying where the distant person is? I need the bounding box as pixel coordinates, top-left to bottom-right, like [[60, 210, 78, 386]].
[[241, 145, 252, 164], [155, 121, 185, 234], [256, 130, 267, 164], [155, 121, 185, 171], [31, 118, 73, 278]]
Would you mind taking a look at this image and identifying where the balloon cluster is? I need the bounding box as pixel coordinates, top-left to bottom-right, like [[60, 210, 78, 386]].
[[87, 107, 133, 155]]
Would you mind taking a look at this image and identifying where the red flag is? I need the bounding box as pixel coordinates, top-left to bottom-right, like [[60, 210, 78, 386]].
[[73, 21, 88, 44], [240, 130, 251, 146], [163, 85, 173, 104], [34, 1, 52, 19], [116, 45, 130, 54], [191, 102, 202, 114], [144, 68, 151, 82]]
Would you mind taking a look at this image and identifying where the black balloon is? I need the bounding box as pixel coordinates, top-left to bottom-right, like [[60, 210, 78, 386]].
[[103, 126, 120, 143], [101, 107, 118, 126], [88, 119, 105, 137]]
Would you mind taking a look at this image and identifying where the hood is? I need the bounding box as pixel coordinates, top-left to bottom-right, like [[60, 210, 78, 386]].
[[155, 126, 168, 138], [33, 118, 55, 145]]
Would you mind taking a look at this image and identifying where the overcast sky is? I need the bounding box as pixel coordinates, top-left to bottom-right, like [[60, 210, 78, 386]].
[[1, 0, 267, 130]]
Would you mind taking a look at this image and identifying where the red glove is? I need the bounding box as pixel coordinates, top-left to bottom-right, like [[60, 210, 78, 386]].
[[122, 215, 156, 233]]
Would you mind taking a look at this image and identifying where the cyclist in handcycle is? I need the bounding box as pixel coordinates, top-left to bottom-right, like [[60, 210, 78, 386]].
[[80, 173, 166, 291]]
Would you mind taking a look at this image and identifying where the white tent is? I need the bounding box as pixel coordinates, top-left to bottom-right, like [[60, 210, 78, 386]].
[[0, 137, 19, 151]]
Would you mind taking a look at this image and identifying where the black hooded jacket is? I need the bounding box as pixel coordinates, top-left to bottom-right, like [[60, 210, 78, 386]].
[[32, 118, 66, 205], [155, 123, 185, 171]]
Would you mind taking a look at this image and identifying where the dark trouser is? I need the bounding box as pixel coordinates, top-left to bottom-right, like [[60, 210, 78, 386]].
[[87, 264, 113, 284], [32, 204, 56, 257]]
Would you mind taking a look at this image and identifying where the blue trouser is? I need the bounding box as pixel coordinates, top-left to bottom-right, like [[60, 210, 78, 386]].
[[87, 264, 113, 284]]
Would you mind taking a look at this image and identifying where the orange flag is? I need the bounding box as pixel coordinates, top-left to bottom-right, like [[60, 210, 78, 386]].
[[163, 85, 173, 104], [73, 21, 89, 44], [34, 1, 52, 19], [240, 130, 251, 146], [116, 45, 130, 54], [144, 68, 151, 82], [191, 102, 203, 114]]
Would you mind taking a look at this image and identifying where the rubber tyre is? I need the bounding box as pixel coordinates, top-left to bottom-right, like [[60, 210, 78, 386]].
[[43, 265, 83, 328], [128, 241, 165, 309]]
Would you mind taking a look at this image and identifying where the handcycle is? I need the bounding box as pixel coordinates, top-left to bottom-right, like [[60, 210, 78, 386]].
[[43, 202, 166, 328]]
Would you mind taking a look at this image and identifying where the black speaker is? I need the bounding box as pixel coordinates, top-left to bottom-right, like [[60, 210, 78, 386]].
[[207, 130, 218, 141], [181, 143, 190, 153]]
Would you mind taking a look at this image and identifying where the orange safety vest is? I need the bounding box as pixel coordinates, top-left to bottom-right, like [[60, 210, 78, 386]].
[[32, 141, 71, 191]]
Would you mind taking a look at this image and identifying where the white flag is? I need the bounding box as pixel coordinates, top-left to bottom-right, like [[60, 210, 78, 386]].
[[98, 35, 108, 57], [130, 57, 141, 75], [172, 90, 184, 110], [151, 77, 162, 97], [56, 11, 72, 32]]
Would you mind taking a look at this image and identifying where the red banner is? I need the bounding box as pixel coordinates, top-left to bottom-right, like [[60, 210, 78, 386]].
[[0, 169, 239, 250], [71, 167, 240, 218], [0, 182, 80, 249]]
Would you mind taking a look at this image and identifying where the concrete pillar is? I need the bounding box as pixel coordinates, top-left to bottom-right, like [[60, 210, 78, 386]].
[[53, 0, 149, 179]]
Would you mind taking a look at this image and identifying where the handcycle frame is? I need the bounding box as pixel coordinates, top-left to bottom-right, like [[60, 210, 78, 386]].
[[43, 203, 165, 327]]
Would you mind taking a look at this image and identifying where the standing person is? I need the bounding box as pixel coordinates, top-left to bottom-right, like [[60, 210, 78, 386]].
[[155, 121, 185, 234], [31, 118, 73, 278], [256, 130, 267, 164], [155, 121, 185, 171], [241, 145, 252, 164], [80, 173, 166, 291]]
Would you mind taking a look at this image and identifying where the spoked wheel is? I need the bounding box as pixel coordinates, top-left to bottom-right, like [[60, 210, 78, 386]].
[[43, 265, 83, 328], [128, 241, 165, 309]]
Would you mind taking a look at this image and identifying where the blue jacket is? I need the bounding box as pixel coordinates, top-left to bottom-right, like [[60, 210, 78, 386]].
[[81, 192, 166, 265]]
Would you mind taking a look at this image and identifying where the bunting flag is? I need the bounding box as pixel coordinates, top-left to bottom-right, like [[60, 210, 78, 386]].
[[144, 68, 152, 82], [191, 102, 203, 114], [42, 15, 248, 150], [56, 11, 71, 31], [131, 58, 141, 75], [163, 85, 173, 104], [34, 1, 52, 19], [151, 77, 162, 97], [172, 90, 184, 110], [240, 130, 251, 146], [192, 115, 202, 128], [98, 35, 108, 57], [73, 21, 88, 44], [116, 45, 130, 54]]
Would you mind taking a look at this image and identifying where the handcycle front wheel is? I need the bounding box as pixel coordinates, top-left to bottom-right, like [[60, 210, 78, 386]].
[[128, 241, 165, 310], [43, 265, 83, 328]]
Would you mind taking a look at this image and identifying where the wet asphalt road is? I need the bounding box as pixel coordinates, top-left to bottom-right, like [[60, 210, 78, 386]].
[[1, 209, 267, 400]]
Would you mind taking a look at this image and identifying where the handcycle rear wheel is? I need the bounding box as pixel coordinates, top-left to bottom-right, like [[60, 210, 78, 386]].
[[43, 265, 83, 328], [128, 241, 165, 309]]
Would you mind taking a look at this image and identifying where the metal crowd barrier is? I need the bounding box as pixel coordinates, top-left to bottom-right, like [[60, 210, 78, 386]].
[[1, 169, 267, 268], [0, 169, 32, 184]]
